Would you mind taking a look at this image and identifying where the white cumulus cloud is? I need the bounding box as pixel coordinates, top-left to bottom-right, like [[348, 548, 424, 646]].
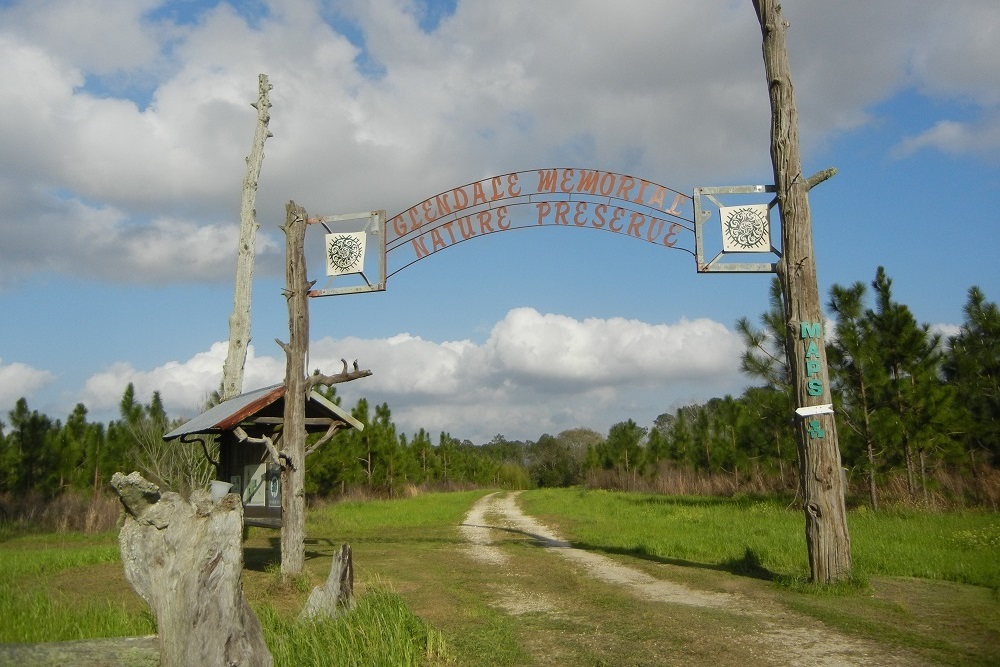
[[0, 359, 57, 410], [77, 308, 747, 441]]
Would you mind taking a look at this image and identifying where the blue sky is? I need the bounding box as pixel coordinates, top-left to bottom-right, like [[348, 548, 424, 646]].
[[1, 0, 997, 443]]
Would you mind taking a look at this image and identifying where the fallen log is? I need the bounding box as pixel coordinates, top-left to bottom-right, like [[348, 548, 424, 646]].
[[0, 635, 159, 667]]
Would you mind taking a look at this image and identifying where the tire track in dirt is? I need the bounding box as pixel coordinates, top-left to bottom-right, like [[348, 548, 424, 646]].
[[460, 491, 923, 667]]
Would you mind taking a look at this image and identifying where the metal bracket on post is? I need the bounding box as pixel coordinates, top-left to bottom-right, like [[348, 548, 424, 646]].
[[307, 210, 387, 297], [693, 185, 779, 273]]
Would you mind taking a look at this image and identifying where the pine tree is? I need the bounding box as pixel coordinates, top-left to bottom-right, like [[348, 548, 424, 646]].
[[736, 279, 796, 483], [866, 267, 952, 501], [943, 287, 1000, 470], [828, 281, 883, 509]]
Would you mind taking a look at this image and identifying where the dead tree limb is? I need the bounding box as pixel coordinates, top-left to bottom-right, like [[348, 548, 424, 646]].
[[305, 422, 347, 458], [223, 73, 273, 401], [803, 167, 837, 191]]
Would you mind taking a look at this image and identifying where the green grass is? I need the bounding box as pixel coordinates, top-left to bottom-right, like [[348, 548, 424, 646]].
[[518, 488, 1000, 589], [2, 488, 997, 666], [259, 584, 450, 667], [518, 488, 1000, 666], [0, 532, 155, 642], [306, 489, 488, 537]]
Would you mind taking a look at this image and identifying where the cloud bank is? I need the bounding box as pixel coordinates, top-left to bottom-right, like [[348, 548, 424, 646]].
[[77, 307, 745, 442]]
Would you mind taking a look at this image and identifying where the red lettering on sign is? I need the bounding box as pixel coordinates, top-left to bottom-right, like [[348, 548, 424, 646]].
[[430, 228, 446, 252], [615, 176, 635, 202], [457, 215, 476, 240], [647, 187, 666, 210], [663, 222, 681, 246], [608, 207, 625, 232], [477, 211, 494, 234], [412, 235, 429, 258], [497, 206, 510, 230], [535, 201, 551, 224], [577, 170, 599, 194], [422, 199, 436, 224], [559, 168, 575, 193], [391, 215, 407, 239], [472, 181, 487, 206], [665, 192, 689, 217], [440, 220, 457, 245], [507, 173, 521, 197], [599, 172, 615, 196], [593, 203, 607, 228], [574, 202, 588, 226], [537, 169, 558, 192], [626, 212, 644, 238], [453, 186, 469, 209], [490, 176, 504, 201], [646, 218, 664, 242], [435, 192, 452, 218], [633, 179, 650, 206], [553, 201, 570, 225]]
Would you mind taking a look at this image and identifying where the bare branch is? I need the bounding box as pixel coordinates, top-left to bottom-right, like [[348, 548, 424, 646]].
[[233, 426, 289, 469], [275, 338, 292, 355], [305, 365, 373, 390], [305, 422, 345, 458], [804, 167, 837, 191]]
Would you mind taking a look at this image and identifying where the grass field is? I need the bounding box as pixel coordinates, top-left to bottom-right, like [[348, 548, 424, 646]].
[[517, 489, 1000, 589], [1, 488, 997, 666]]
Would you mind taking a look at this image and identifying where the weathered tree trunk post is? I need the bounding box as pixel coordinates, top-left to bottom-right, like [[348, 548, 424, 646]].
[[223, 74, 273, 401], [278, 201, 310, 577], [111, 471, 272, 667], [300, 543, 355, 621], [752, 0, 852, 583]]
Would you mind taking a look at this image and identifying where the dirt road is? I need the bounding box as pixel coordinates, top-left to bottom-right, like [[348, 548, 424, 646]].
[[459, 491, 925, 667]]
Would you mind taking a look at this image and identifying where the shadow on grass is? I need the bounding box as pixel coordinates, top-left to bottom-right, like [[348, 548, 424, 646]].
[[575, 541, 777, 582], [470, 522, 777, 582]]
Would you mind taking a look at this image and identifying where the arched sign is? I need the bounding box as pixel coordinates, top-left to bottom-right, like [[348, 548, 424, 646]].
[[386, 168, 695, 278], [307, 170, 778, 296]]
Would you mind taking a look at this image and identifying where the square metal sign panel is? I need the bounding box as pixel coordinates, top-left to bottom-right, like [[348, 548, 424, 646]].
[[324, 231, 368, 276], [719, 204, 771, 253]]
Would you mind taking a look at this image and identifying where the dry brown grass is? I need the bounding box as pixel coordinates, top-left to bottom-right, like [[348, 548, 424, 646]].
[[585, 462, 1000, 510], [0, 490, 121, 533]]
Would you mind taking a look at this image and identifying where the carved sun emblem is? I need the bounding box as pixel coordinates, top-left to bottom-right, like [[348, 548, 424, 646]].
[[327, 234, 364, 272], [723, 206, 769, 250]]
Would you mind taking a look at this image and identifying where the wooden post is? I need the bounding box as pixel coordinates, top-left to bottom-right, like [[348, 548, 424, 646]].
[[278, 201, 310, 577], [111, 472, 272, 667], [752, 0, 851, 583], [223, 74, 273, 401]]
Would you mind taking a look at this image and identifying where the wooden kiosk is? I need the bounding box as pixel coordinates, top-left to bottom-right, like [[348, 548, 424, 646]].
[[163, 383, 363, 527]]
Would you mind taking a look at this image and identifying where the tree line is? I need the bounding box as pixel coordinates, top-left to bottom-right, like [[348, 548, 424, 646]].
[[1, 267, 996, 510]]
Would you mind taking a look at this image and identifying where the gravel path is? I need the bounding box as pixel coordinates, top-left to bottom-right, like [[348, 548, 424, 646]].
[[460, 491, 922, 667]]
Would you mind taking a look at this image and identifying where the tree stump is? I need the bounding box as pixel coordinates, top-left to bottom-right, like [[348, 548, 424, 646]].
[[111, 472, 273, 667], [299, 544, 355, 621]]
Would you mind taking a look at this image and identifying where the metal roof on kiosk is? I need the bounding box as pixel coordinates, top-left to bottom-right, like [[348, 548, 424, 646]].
[[162, 383, 363, 440]]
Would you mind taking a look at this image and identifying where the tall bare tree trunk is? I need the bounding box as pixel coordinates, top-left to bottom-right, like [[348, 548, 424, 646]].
[[279, 201, 309, 577], [752, 0, 852, 583], [223, 74, 272, 401]]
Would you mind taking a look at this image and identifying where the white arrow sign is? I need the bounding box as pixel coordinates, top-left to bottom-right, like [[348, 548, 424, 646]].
[[795, 404, 834, 417]]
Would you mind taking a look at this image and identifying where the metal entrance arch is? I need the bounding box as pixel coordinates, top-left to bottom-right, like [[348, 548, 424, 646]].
[[306, 168, 780, 298]]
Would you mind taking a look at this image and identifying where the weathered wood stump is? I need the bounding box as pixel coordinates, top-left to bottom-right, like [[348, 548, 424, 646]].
[[299, 543, 355, 621], [111, 471, 273, 667]]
